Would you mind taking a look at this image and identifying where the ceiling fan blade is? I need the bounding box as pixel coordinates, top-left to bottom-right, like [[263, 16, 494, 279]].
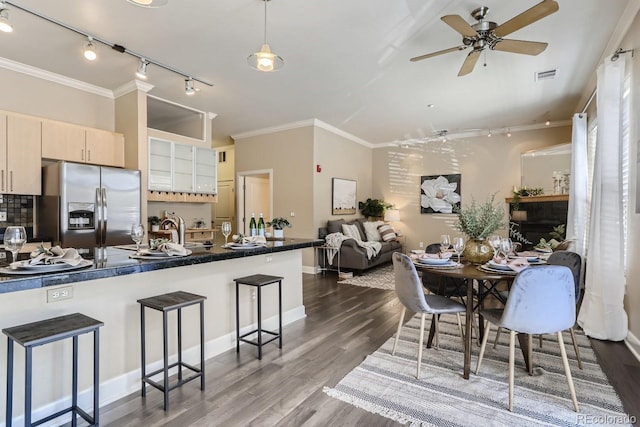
[[441, 15, 478, 38], [410, 46, 467, 62], [458, 49, 481, 76], [494, 0, 559, 38], [493, 39, 548, 55]]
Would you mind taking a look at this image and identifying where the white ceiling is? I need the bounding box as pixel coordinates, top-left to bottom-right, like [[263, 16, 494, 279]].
[[0, 0, 633, 144]]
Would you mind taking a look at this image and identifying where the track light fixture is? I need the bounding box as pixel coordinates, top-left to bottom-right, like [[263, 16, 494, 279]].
[[127, 0, 169, 7], [2, 1, 212, 93], [185, 78, 195, 95], [83, 36, 97, 61], [136, 58, 149, 79], [0, 2, 12, 33], [545, 119, 550, 126], [248, 0, 284, 72]]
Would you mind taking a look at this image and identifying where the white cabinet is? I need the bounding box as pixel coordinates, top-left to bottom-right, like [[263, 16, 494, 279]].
[[148, 138, 217, 194]]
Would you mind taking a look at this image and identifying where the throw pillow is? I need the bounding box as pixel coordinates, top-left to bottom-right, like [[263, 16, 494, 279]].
[[350, 219, 367, 241], [378, 224, 397, 242], [342, 223, 362, 241], [327, 219, 345, 234], [363, 221, 384, 242]]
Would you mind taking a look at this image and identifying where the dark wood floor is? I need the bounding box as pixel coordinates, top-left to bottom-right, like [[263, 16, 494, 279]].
[[98, 272, 640, 426]]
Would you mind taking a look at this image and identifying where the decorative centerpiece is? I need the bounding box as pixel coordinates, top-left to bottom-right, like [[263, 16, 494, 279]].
[[454, 195, 506, 264], [267, 217, 291, 239]]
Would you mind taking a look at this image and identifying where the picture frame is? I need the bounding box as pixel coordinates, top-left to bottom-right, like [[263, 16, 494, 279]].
[[332, 178, 357, 215], [420, 174, 461, 214]]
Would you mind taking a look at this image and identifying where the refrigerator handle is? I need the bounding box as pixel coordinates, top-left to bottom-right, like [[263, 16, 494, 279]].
[[102, 188, 108, 246], [95, 187, 103, 246]]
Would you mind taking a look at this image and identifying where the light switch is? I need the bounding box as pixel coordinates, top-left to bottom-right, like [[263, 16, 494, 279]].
[[0, 212, 7, 221], [290, 211, 295, 217]]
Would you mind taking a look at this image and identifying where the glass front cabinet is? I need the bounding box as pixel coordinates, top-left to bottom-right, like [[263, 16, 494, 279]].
[[148, 137, 217, 194]]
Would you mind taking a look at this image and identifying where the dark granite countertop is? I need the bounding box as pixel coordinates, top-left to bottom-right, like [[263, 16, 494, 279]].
[[0, 238, 322, 295]]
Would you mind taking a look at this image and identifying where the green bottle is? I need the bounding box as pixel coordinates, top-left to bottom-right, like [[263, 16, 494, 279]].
[[249, 213, 257, 236], [258, 213, 265, 237]]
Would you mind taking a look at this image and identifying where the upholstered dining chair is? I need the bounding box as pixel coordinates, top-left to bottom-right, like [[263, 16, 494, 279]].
[[391, 252, 466, 379], [475, 265, 579, 412]]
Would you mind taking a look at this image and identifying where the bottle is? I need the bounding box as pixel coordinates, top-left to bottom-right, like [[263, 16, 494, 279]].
[[249, 213, 257, 236], [257, 213, 265, 237]]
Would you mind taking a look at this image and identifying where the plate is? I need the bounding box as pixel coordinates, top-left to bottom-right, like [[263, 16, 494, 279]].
[[415, 260, 461, 269], [224, 243, 263, 250], [478, 264, 518, 275], [411, 249, 425, 255], [417, 257, 450, 265], [139, 249, 168, 257], [1, 260, 93, 275], [510, 255, 540, 262], [487, 260, 514, 271], [130, 249, 192, 259]]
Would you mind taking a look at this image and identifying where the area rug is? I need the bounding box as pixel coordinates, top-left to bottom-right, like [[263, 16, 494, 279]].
[[338, 264, 394, 290], [324, 316, 632, 426]]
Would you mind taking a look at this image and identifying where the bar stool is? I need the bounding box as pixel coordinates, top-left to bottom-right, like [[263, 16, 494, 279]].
[[3, 313, 103, 427], [137, 291, 206, 411], [234, 274, 283, 360]]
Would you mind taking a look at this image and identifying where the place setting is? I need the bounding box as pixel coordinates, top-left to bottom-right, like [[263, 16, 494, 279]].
[[1, 228, 92, 275], [478, 237, 545, 275], [128, 224, 192, 260], [221, 224, 268, 250]]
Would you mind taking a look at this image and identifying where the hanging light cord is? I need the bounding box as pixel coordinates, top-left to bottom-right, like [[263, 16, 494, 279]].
[[4, 0, 213, 86]]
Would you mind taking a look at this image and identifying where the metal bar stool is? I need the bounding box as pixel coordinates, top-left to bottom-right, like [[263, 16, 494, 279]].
[[137, 291, 206, 411], [234, 274, 283, 360], [3, 313, 103, 427]]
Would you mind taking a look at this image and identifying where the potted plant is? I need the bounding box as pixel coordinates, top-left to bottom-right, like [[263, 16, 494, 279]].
[[358, 198, 392, 220], [267, 217, 291, 239], [454, 194, 506, 264], [148, 215, 161, 232]]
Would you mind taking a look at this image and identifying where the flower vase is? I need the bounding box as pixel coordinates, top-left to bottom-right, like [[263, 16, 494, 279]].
[[274, 229, 284, 239], [462, 239, 494, 264]]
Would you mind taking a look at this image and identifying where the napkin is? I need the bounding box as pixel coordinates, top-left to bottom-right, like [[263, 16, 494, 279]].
[[241, 235, 267, 245], [26, 246, 83, 266], [157, 242, 189, 256], [421, 252, 452, 259], [492, 257, 530, 273]]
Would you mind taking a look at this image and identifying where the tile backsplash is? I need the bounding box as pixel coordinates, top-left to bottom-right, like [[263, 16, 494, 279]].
[[0, 194, 34, 240]]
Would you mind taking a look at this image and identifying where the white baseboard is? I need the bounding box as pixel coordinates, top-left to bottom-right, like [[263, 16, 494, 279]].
[[625, 330, 640, 362], [3, 305, 306, 427], [302, 265, 316, 274]]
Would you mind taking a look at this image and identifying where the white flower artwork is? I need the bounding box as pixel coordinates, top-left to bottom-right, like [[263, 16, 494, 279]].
[[420, 174, 461, 214]]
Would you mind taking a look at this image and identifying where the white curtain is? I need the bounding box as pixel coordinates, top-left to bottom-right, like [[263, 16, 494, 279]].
[[567, 114, 588, 257], [577, 56, 628, 340]]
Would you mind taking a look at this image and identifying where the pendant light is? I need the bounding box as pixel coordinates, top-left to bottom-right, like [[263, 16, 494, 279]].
[[247, 0, 284, 72], [0, 2, 13, 33], [126, 0, 168, 8]]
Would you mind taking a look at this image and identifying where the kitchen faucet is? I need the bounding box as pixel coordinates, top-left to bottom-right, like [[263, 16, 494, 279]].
[[160, 213, 185, 245]]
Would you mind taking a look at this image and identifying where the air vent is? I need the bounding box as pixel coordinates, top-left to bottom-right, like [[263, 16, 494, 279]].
[[535, 69, 557, 81]]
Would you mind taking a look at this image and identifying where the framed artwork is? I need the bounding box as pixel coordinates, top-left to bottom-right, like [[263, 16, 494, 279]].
[[332, 178, 357, 215], [420, 174, 461, 214]]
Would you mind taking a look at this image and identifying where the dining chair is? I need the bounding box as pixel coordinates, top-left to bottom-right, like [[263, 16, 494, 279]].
[[391, 252, 466, 379], [475, 265, 579, 412]]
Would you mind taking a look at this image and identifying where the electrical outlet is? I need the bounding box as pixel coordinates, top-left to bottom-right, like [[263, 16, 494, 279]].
[[419, 241, 424, 248], [0, 211, 6, 221], [47, 286, 73, 303], [251, 290, 256, 300], [265, 255, 272, 263], [290, 211, 295, 217]]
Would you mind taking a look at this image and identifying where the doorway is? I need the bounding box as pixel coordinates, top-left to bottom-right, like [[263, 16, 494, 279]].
[[237, 170, 273, 236]]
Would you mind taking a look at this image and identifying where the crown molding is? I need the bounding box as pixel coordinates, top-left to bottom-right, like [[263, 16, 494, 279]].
[[0, 57, 114, 98], [113, 79, 154, 98], [231, 118, 373, 148]]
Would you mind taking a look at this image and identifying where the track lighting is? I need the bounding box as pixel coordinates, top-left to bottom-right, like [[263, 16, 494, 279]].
[[507, 130, 512, 138], [83, 36, 97, 61], [545, 119, 550, 126], [136, 58, 148, 79], [127, 0, 169, 8], [0, 2, 13, 33], [248, 0, 284, 72], [185, 78, 195, 95], [487, 130, 492, 137]]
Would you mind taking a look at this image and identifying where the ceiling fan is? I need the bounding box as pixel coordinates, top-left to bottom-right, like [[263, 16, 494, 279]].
[[410, 0, 559, 76]]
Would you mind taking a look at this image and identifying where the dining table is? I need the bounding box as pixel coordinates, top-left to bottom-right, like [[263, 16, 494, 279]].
[[415, 261, 532, 380]]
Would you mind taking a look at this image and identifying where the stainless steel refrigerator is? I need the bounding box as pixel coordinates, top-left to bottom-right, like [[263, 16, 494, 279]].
[[39, 161, 141, 248]]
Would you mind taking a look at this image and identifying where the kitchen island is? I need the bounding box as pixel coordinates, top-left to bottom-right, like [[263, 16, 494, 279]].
[[0, 238, 321, 424]]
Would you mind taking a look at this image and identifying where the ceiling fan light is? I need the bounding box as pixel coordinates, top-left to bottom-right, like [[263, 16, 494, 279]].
[[83, 37, 97, 61], [136, 58, 149, 79], [127, 0, 169, 8], [0, 6, 12, 33]]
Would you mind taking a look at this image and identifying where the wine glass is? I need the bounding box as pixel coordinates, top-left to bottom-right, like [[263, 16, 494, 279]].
[[453, 236, 465, 263], [3, 226, 27, 263], [221, 222, 232, 246], [488, 234, 501, 258], [500, 237, 513, 259], [440, 234, 451, 254], [131, 223, 145, 255]]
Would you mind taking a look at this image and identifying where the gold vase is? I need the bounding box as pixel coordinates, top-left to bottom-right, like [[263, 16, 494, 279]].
[[463, 239, 494, 264]]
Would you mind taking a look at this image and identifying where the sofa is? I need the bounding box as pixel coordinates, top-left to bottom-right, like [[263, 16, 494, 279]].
[[318, 218, 403, 273]]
